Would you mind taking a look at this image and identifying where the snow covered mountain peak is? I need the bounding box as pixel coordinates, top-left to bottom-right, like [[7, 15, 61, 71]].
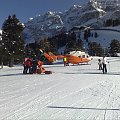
[[90, 0, 120, 11], [23, 1, 120, 43], [68, 5, 82, 11]]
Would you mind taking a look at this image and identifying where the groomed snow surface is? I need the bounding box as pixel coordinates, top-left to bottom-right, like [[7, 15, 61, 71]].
[[0, 57, 120, 120]]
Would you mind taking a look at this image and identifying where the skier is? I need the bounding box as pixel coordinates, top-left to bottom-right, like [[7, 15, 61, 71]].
[[98, 59, 102, 70], [102, 56, 109, 74]]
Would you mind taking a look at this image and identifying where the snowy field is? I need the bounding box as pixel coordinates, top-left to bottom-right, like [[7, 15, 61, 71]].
[[0, 57, 120, 120]]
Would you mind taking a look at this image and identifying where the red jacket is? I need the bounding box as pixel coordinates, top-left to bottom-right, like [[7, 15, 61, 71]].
[[23, 59, 32, 67]]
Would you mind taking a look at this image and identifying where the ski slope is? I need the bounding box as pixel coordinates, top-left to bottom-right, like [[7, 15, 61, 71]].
[[0, 57, 120, 120]]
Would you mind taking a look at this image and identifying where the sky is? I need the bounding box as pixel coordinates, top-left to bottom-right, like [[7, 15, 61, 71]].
[[0, 0, 89, 28]]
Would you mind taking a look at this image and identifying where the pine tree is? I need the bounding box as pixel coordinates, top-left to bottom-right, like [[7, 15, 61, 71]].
[[109, 39, 120, 56], [39, 38, 51, 53], [1, 14, 25, 67], [24, 44, 35, 58], [88, 42, 103, 56], [94, 32, 98, 38]]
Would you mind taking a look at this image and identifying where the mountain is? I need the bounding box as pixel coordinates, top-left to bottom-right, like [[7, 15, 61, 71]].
[[23, 11, 64, 43], [23, 0, 120, 48], [23, 2, 104, 43], [90, 0, 120, 11]]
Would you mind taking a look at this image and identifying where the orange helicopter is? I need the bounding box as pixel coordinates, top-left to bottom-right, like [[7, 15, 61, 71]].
[[64, 51, 92, 65], [40, 49, 92, 65]]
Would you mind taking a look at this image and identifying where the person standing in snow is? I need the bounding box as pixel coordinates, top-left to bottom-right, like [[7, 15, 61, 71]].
[[63, 57, 67, 66], [63, 57, 69, 66], [32, 57, 38, 74], [98, 59, 102, 70], [23, 58, 33, 74], [102, 56, 109, 74]]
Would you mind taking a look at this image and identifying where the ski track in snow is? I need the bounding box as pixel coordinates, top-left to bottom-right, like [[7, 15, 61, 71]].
[[0, 57, 120, 119]]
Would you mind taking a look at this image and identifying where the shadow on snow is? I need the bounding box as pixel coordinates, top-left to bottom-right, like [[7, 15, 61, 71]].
[[47, 106, 120, 111], [83, 72, 120, 75], [63, 72, 120, 75], [0, 73, 24, 77]]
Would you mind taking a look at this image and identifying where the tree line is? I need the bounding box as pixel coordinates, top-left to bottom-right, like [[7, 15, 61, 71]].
[[104, 18, 120, 27], [88, 39, 120, 57], [0, 15, 120, 67]]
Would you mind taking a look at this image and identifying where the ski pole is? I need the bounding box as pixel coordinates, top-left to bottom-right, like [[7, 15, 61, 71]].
[[108, 62, 110, 73]]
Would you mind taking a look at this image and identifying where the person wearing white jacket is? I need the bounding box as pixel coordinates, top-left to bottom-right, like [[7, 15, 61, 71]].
[[102, 56, 109, 74]]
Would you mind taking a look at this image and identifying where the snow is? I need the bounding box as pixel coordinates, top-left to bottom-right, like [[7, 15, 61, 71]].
[[79, 26, 120, 49], [89, 29, 120, 48], [0, 57, 120, 119]]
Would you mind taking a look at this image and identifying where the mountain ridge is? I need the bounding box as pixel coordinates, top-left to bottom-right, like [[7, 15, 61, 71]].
[[23, 2, 101, 43], [23, 0, 120, 46]]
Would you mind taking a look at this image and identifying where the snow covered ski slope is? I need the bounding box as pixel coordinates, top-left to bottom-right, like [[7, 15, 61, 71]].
[[0, 57, 120, 120]]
